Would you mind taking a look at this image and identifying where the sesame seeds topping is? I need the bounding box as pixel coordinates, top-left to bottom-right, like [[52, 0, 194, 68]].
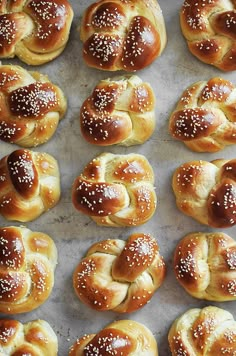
[[0, 233, 23, 270], [201, 81, 232, 102], [0, 121, 22, 142], [93, 86, 118, 113], [92, 4, 124, 29], [175, 250, 197, 279], [0, 15, 16, 47], [171, 109, 214, 139], [226, 249, 236, 270], [9, 82, 58, 118], [8, 150, 35, 188], [0, 71, 19, 87], [28, 0, 67, 37], [123, 235, 156, 267], [87, 33, 122, 64], [84, 330, 131, 355], [0, 325, 15, 344], [222, 280, 236, 296], [122, 16, 156, 67]]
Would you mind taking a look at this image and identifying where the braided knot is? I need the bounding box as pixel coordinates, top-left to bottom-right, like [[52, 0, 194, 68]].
[[169, 77, 236, 152], [180, 0, 236, 71], [72, 152, 157, 227], [174, 232, 236, 301], [0, 0, 73, 65], [0, 65, 67, 147], [73, 233, 165, 313], [0, 149, 60, 222], [172, 158, 236, 228], [80, 0, 166, 71], [0, 226, 57, 314]]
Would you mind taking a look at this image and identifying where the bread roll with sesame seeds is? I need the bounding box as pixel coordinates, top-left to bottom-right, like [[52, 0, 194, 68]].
[[0, 149, 60, 222], [0, 0, 73, 65], [0, 65, 67, 147], [174, 232, 236, 301], [0, 226, 57, 314], [180, 0, 236, 71], [69, 319, 158, 356], [80, 0, 167, 71], [0, 319, 58, 355], [168, 306, 236, 356], [80, 75, 156, 146], [72, 152, 157, 227], [172, 158, 236, 228], [169, 77, 236, 152], [73, 233, 165, 313]]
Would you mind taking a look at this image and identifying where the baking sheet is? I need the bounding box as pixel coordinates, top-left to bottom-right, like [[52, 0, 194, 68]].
[[0, 1, 236, 355]]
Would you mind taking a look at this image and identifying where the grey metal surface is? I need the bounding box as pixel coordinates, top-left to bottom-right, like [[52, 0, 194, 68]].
[[0, 1, 236, 355]]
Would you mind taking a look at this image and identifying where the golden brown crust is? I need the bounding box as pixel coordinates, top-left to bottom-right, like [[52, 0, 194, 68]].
[[0, 149, 60, 222], [0, 0, 74, 65], [169, 77, 236, 152], [172, 158, 236, 228], [174, 232, 236, 301], [73, 233, 165, 313], [0, 65, 67, 147], [180, 0, 236, 71], [72, 152, 157, 227], [0, 226, 57, 314], [69, 320, 158, 356], [168, 306, 236, 355], [0, 319, 58, 355], [80, 0, 167, 71], [80, 75, 156, 146]]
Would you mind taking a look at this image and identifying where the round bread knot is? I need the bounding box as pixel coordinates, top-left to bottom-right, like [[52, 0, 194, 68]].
[[172, 158, 236, 228], [180, 0, 236, 71], [169, 77, 236, 152], [0, 0, 74, 65], [69, 319, 158, 356], [72, 152, 157, 227], [0, 65, 67, 147], [80, 0, 167, 71], [80, 75, 156, 146], [0, 319, 58, 355], [0, 148, 60, 222], [0, 226, 57, 314], [168, 306, 236, 355], [174, 232, 236, 301], [73, 233, 165, 313]]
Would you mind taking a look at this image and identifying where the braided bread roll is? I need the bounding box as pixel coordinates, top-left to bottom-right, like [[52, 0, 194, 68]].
[[69, 320, 158, 356], [174, 232, 236, 301], [80, 0, 167, 71], [168, 306, 236, 355], [0, 149, 60, 222], [0, 319, 58, 355], [80, 75, 156, 146], [0, 0, 74, 65], [169, 77, 236, 152], [72, 152, 157, 227], [0, 226, 57, 314], [172, 158, 236, 228], [180, 0, 236, 71], [73, 233, 165, 313], [0, 65, 67, 147]]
